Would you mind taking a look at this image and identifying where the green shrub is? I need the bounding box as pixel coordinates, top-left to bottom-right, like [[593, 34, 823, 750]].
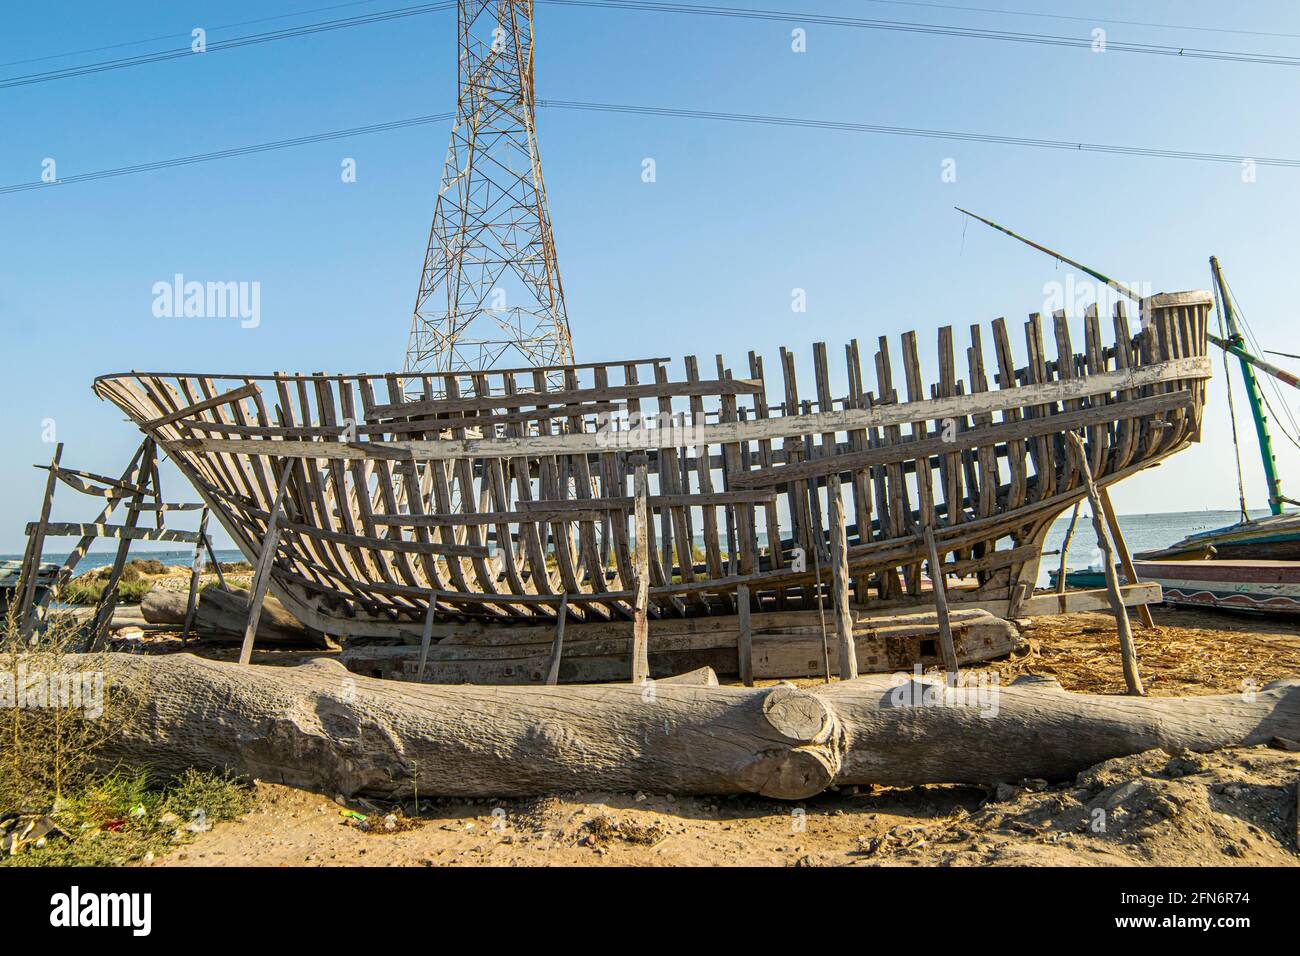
[[126, 558, 168, 576], [1, 767, 252, 867], [58, 576, 151, 606]]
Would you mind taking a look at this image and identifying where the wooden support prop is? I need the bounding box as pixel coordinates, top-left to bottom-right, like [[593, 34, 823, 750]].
[[180, 507, 210, 645], [18, 442, 63, 640], [38, 439, 149, 612], [238, 458, 295, 666], [545, 594, 569, 686], [631, 455, 651, 685], [205, 533, 228, 591], [416, 588, 438, 681], [737, 583, 753, 686], [90, 441, 156, 650], [923, 524, 960, 682], [828, 476, 857, 680], [810, 509, 832, 685], [1056, 503, 1081, 596], [1098, 486, 1156, 629], [1066, 433, 1145, 696], [38, 464, 155, 499]]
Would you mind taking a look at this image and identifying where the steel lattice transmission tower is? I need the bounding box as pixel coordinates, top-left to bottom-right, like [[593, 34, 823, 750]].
[[404, 0, 573, 382]]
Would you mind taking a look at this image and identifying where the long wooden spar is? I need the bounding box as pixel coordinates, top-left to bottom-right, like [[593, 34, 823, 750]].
[[956, 207, 1300, 393]]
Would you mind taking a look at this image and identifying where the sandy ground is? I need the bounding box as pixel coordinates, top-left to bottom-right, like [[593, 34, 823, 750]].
[[147, 745, 1300, 868], [126, 602, 1300, 867]]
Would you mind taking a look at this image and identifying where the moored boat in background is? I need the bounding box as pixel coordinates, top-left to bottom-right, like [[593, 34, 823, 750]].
[[1131, 558, 1300, 615], [1131, 257, 1300, 614]]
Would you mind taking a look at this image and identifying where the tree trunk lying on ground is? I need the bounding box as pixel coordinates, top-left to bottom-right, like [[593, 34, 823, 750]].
[[140, 585, 328, 648], [88, 654, 1300, 800]]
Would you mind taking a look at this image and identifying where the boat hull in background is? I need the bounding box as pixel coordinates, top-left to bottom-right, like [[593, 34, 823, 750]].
[[1132, 558, 1300, 615]]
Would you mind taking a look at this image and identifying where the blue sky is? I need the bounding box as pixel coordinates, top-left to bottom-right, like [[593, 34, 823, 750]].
[[3, 0, 1299, 552]]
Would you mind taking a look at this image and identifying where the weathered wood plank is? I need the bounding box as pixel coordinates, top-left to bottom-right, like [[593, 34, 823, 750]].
[[179, 358, 1212, 462]]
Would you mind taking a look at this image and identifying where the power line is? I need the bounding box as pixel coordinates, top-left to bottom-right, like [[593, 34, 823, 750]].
[[0, 112, 453, 194], [7, 0, 1300, 92], [0, 0, 393, 69], [542, 1, 1300, 68], [853, 0, 1300, 42], [539, 99, 1300, 166], [3, 99, 1295, 197], [0, 2, 454, 91]]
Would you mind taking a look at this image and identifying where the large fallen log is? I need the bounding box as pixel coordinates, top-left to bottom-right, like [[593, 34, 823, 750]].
[[140, 585, 328, 648], [88, 653, 1300, 800]]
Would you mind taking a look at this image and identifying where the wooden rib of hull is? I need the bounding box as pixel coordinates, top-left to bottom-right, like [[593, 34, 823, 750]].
[[93, 292, 1212, 638]]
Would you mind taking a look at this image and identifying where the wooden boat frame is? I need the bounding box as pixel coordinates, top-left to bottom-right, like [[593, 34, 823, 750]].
[[94, 292, 1213, 643]]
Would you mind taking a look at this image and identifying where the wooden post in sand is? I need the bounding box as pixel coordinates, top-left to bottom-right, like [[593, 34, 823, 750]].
[[545, 594, 568, 686], [91, 440, 156, 649], [1056, 503, 1080, 596], [1098, 487, 1156, 629], [180, 506, 210, 646], [827, 475, 857, 680], [923, 525, 960, 682], [1066, 432, 1145, 696], [630, 454, 651, 684], [736, 584, 753, 686], [18, 442, 63, 640]]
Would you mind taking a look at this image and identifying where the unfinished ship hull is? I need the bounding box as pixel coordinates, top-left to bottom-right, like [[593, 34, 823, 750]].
[[94, 292, 1212, 679]]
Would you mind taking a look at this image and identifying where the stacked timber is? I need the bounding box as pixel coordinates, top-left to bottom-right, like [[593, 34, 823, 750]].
[[340, 608, 1018, 684]]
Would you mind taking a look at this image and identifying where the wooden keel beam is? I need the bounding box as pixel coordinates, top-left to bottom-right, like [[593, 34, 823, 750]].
[[80, 653, 1300, 799]]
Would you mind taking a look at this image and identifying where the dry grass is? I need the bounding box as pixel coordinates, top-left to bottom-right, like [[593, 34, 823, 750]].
[[976, 606, 1300, 696], [0, 604, 125, 806], [0, 599, 252, 865]]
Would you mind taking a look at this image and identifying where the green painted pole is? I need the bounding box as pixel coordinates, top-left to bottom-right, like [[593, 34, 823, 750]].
[[1211, 256, 1283, 516]]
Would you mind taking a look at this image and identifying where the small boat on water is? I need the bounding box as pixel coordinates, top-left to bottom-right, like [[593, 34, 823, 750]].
[[1048, 567, 1107, 590], [0, 559, 59, 613], [1135, 511, 1300, 562]]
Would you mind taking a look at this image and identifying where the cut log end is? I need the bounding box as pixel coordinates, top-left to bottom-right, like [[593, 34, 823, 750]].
[[761, 684, 835, 744], [736, 746, 840, 800]]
